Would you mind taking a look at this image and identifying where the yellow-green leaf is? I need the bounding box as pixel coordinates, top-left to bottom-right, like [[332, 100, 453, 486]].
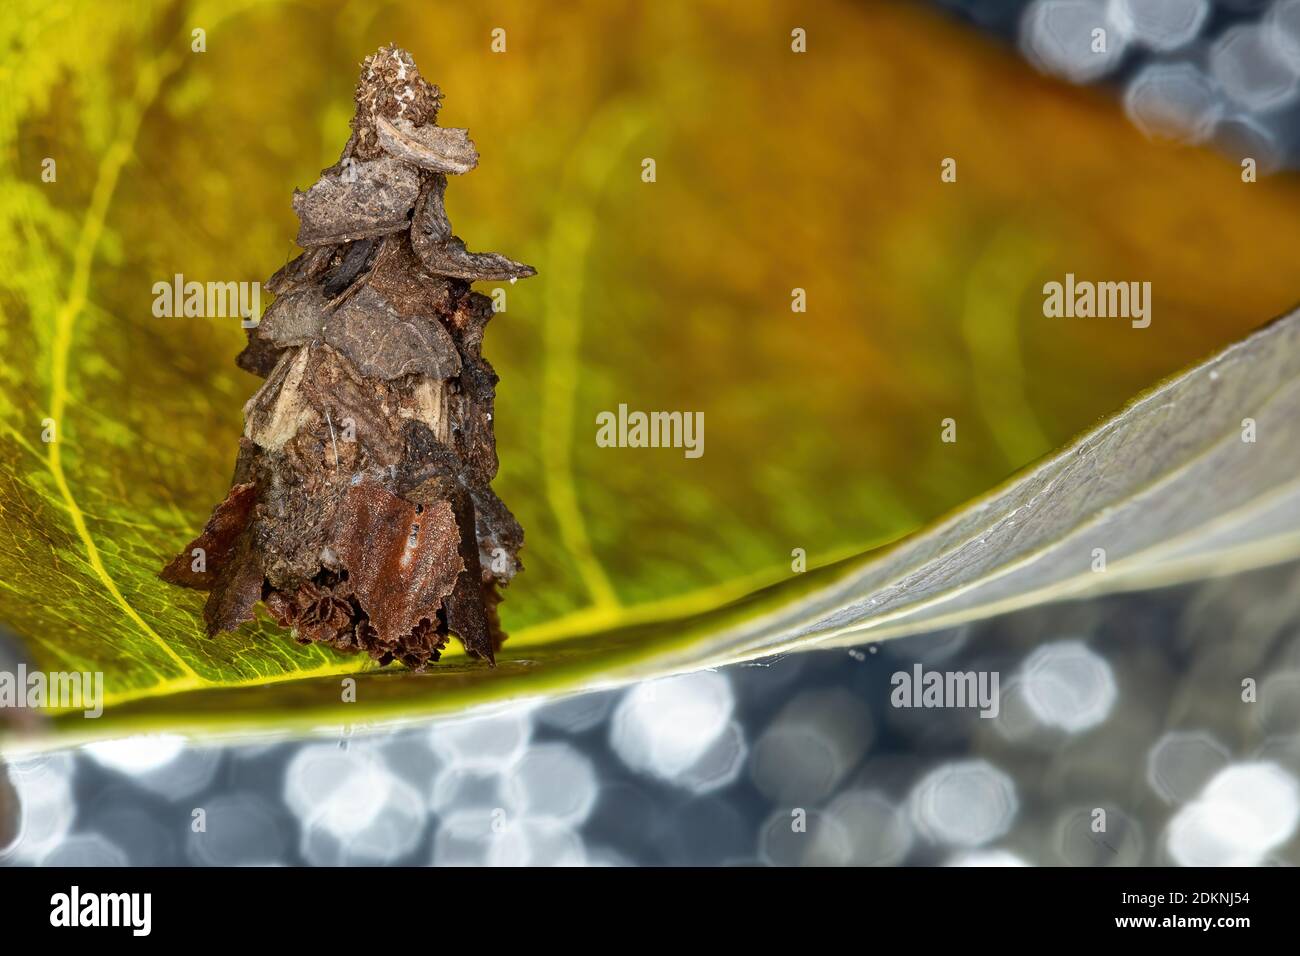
[[2, 0, 1299, 743]]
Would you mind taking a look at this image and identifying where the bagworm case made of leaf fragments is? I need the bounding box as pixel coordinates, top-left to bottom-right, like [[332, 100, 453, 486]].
[[161, 46, 534, 670]]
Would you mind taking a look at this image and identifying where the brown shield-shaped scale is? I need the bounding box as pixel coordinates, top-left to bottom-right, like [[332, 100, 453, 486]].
[[160, 482, 258, 590], [255, 286, 329, 348], [405, 475, 498, 662], [323, 286, 461, 381], [330, 480, 464, 647], [202, 531, 266, 636], [293, 156, 420, 246], [374, 114, 479, 174]]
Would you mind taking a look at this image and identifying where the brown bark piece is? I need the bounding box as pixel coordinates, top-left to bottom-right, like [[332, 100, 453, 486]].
[[256, 286, 329, 347], [202, 531, 265, 636], [293, 156, 420, 246], [323, 286, 460, 381], [330, 481, 463, 646], [161, 482, 257, 589], [375, 115, 478, 173]]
